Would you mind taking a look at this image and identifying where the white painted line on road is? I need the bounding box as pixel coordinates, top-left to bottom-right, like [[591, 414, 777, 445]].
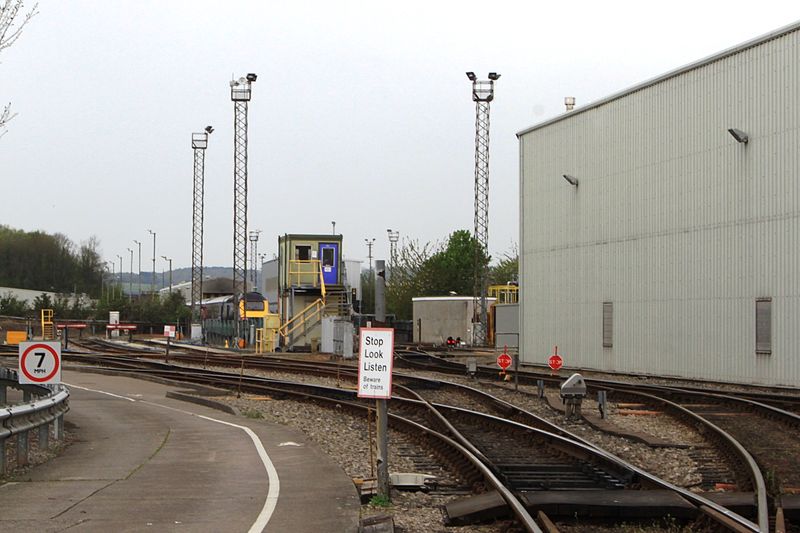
[[66, 384, 136, 401], [64, 383, 280, 533], [197, 415, 281, 533]]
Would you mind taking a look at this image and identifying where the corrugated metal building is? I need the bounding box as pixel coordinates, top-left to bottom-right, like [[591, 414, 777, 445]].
[[518, 22, 800, 386]]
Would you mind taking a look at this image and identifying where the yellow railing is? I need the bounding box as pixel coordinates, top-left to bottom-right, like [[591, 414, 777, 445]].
[[278, 298, 325, 340], [288, 259, 327, 298], [41, 308, 55, 340], [488, 284, 519, 304]]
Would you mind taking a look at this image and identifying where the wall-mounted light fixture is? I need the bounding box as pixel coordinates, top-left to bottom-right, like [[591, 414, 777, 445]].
[[728, 128, 749, 144], [562, 174, 579, 187]]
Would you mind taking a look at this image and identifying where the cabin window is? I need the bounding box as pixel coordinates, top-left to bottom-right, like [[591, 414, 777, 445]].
[[295, 245, 310, 261], [322, 247, 335, 267]]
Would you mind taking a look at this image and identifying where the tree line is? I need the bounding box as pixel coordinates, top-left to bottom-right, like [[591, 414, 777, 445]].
[[0, 225, 189, 323], [0, 225, 105, 297]]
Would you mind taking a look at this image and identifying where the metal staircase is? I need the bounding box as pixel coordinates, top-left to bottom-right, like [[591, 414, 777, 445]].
[[279, 259, 353, 350], [41, 309, 55, 340]]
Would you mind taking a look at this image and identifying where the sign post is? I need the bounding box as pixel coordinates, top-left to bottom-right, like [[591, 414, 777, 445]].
[[164, 325, 176, 362], [497, 345, 512, 374], [548, 345, 564, 372], [358, 327, 394, 501], [18, 342, 61, 385]]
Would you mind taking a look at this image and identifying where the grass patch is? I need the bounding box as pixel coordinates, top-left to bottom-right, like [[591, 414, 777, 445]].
[[242, 408, 264, 419], [369, 494, 391, 507]]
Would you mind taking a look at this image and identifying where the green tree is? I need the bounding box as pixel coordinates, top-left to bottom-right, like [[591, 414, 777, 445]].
[[0, 225, 105, 297], [0, 291, 28, 316], [489, 244, 518, 285], [385, 230, 489, 320], [32, 292, 52, 313]]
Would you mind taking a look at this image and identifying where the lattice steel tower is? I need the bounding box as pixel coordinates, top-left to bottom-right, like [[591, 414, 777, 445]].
[[230, 74, 257, 324], [191, 126, 213, 326], [466, 71, 499, 346]]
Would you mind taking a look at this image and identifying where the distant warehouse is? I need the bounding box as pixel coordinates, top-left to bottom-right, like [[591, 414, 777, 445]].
[[517, 21, 800, 387]]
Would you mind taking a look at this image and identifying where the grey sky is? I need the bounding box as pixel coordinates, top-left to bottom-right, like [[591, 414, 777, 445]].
[[1, 1, 798, 272]]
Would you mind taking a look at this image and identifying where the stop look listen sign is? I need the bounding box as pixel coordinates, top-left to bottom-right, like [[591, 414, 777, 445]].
[[357, 328, 394, 399]]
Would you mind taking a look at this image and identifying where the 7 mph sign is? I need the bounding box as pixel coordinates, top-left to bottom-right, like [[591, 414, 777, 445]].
[[19, 341, 62, 385]]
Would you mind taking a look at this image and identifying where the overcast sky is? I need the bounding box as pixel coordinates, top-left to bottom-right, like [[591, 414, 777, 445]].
[[1, 1, 798, 273]]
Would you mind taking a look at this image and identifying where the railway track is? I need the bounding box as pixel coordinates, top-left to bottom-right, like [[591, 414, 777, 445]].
[[396, 348, 800, 531], [16, 346, 771, 531]]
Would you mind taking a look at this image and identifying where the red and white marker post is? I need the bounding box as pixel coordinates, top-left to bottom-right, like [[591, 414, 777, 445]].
[[497, 345, 513, 375]]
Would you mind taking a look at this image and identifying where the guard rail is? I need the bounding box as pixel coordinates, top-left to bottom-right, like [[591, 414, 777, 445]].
[[0, 367, 69, 475]]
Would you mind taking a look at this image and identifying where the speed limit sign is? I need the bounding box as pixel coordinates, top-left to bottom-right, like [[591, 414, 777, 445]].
[[18, 342, 62, 385]]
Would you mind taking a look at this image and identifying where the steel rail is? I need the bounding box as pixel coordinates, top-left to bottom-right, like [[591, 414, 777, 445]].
[[71, 360, 542, 533]]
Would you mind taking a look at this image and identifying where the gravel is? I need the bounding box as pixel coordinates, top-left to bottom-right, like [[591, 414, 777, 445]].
[[190, 360, 716, 530]]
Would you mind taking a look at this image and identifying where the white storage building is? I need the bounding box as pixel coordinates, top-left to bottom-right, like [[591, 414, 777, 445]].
[[518, 22, 800, 386]]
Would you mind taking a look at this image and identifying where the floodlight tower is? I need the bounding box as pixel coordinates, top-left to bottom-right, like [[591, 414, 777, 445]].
[[191, 126, 213, 325], [466, 71, 500, 346], [386, 229, 399, 279], [230, 73, 256, 345], [249, 229, 261, 289]]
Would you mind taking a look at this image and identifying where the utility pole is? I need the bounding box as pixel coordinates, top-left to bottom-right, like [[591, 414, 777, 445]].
[[161, 256, 172, 293], [148, 229, 157, 296], [365, 238, 375, 276], [191, 126, 212, 334], [133, 240, 142, 295], [126, 248, 134, 301], [386, 229, 399, 280], [466, 71, 499, 346], [249, 229, 261, 290], [231, 73, 257, 347], [116, 254, 123, 297], [107, 261, 115, 300]]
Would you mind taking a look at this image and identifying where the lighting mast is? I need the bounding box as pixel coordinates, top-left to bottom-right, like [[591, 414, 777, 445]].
[[466, 71, 499, 346], [191, 126, 213, 332], [230, 73, 257, 346]]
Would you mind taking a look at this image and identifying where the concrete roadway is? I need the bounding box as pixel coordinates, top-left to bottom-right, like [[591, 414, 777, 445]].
[[0, 369, 360, 532]]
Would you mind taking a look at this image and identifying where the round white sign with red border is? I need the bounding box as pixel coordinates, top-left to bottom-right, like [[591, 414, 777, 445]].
[[18, 341, 62, 385]]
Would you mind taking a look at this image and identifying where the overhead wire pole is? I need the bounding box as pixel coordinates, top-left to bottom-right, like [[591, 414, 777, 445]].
[[249, 229, 261, 290], [230, 73, 257, 347], [466, 71, 500, 347], [191, 126, 212, 336], [133, 240, 142, 296]]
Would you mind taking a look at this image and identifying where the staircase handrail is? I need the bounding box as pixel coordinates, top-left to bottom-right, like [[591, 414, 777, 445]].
[[278, 297, 324, 339]]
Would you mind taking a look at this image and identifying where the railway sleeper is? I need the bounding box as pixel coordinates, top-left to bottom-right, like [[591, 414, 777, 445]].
[[446, 489, 761, 527]]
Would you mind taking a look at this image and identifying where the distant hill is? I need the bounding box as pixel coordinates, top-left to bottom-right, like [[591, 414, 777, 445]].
[[119, 267, 255, 289]]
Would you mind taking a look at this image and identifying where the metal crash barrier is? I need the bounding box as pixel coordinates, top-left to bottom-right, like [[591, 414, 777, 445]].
[[0, 367, 70, 475]]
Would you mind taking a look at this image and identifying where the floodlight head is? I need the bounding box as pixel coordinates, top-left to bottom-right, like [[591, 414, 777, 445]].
[[246, 73, 257, 82], [563, 174, 579, 187], [728, 128, 749, 144], [239, 77, 246, 84], [205, 125, 214, 134], [466, 71, 477, 81], [488, 72, 500, 80]]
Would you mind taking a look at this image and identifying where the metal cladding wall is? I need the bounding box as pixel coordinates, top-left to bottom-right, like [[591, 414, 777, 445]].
[[412, 297, 496, 345], [518, 23, 800, 386]]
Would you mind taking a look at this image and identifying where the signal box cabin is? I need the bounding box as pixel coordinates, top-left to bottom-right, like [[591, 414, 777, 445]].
[[277, 234, 351, 351]]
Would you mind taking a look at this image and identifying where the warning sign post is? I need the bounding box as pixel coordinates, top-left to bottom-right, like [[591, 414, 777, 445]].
[[357, 328, 394, 399], [18, 341, 62, 385], [358, 327, 394, 503]]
